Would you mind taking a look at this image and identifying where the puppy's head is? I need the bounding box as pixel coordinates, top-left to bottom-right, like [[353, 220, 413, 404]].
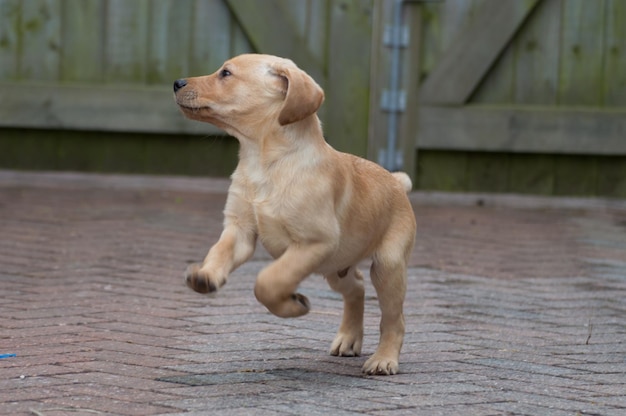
[[173, 54, 324, 134]]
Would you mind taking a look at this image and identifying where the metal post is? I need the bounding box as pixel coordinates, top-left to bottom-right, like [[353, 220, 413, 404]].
[[386, 0, 404, 172]]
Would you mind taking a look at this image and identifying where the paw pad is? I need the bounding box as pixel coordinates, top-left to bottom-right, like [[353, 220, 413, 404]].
[[184, 264, 218, 294]]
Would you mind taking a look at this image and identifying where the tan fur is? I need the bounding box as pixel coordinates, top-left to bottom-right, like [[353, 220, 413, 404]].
[[174, 54, 416, 375]]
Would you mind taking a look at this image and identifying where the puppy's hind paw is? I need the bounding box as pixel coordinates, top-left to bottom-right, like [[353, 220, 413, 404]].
[[184, 263, 222, 294], [362, 355, 399, 376]]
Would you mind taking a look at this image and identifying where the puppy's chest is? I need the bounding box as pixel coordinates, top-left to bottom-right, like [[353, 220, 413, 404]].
[[241, 165, 322, 252], [252, 188, 294, 229], [247, 171, 299, 221], [252, 191, 298, 256]]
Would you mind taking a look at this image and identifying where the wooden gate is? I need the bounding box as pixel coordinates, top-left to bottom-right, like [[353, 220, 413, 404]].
[[2, 0, 625, 196], [369, 0, 626, 197], [0, 0, 373, 174]]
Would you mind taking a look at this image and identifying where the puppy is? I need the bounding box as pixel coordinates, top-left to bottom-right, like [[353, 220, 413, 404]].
[[173, 54, 416, 375]]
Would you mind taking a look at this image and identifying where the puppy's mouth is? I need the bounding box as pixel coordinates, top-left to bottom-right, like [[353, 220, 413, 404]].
[[175, 100, 223, 125], [175, 90, 208, 111], [176, 98, 213, 115], [177, 103, 209, 111]]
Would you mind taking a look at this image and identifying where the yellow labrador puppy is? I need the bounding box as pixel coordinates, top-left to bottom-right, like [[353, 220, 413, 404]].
[[173, 54, 416, 375]]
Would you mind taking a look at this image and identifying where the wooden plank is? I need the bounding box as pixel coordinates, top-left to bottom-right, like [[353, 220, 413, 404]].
[[0, 130, 60, 170], [469, 0, 514, 104], [305, 0, 329, 122], [439, 0, 480, 51], [190, 0, 232, 75], [366, 0, 393, 163], [147, 0, 193, 84], [185, 136, 239, 177], [224, 0, 323, 82], [508, 154, 555, 195], [419, 0, 541, 105], [416, 106, 626, 155], [558, 0, 606, 106], [368, 0, 420, 173], [414, 151, 626, 197], [604, 0, 626, 106], [60, 0, 104, 82], [466, 152, 510, 193], [0, 82, 222, 135], [554, 155, 598, 196], [420, 0, 489, 96], [230, 16, 253, 56], [282, 0, 307, 34], [325, 0, 372, 156], [418, 1, 441, 80], [474, 0, 564, 105], [420, 0, 482, 74], [397, 4, 422, 180], [104, 0, 149, 83], [305, 0, 329, 66], [596, 157, 626, 198], [469, 0, 511, 104], [470, 35, 515, 104], [20, 0, 61, 80], [513, 0, 561, 105], [58, 132, 147, 174], [416, 151, 468, 192], [0, 0, 20, 79], [0, 129, 239, 177]]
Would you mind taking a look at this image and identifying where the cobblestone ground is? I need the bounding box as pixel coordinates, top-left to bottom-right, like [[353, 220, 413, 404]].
[[1, 170, 625, 416]]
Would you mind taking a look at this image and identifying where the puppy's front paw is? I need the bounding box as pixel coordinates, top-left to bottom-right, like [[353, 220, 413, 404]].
[[281, 293, 310, 317], [291, 293, 310, 311], [184, 263, 222, 294], [330, 330, 363, 357], [362, 354, 399, 376]]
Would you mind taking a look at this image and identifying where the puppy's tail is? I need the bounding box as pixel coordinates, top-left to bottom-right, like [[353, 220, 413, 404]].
[[392, 172, 412, 193]]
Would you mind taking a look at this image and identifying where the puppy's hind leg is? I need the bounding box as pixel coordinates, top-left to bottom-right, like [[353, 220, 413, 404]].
[[327, 267, 365, 357], [363, 238, 411, 375]]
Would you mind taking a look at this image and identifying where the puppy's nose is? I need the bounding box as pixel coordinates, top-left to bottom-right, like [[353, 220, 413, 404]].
[[173, 79, 187, 92]]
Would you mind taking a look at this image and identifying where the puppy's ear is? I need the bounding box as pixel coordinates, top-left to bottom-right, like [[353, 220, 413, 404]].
[[273, 65, 324, 126]]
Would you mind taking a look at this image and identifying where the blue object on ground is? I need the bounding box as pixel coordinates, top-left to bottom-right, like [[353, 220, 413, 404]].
[[0, 353, 16, 359]]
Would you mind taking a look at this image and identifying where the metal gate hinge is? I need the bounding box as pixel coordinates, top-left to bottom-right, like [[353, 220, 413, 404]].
[[381, 89, 406, 113], [378, 149, 404, 171], [383, 25, 409, 48]]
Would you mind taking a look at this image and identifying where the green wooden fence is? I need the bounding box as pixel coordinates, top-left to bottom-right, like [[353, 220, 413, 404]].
[[0, 0, 372, 176], [368, 0, 626, 197], [1, 0, 625, 197]]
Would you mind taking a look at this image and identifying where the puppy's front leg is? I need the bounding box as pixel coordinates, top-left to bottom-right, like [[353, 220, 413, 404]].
[[185, 190, 257, 294], [254, 243, 333, 318]]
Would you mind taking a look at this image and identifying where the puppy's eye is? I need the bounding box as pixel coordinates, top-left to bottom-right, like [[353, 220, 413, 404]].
[[219, 69, 232, 78]]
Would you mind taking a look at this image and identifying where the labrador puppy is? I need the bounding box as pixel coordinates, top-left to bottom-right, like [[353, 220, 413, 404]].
[[173, 54, 416, 375]]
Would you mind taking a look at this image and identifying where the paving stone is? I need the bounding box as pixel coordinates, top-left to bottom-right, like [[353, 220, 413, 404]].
[[1, 170, 625, 415]]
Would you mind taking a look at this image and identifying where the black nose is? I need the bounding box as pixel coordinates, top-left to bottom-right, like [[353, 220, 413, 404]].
[[173, 79, 187, 92]]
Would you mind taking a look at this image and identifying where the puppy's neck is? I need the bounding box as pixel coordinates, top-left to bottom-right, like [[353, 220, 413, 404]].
[[238, 115, 328, 168]]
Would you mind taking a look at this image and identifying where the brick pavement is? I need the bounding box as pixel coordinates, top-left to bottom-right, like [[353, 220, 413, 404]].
[[0, 170, 625, 416]]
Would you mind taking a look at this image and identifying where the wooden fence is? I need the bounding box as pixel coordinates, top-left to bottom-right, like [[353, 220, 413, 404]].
[[0, 0, 372, 176], [0, 0, 370, 136], [1, 0, 625, 196], [368, 0, 626, 197]]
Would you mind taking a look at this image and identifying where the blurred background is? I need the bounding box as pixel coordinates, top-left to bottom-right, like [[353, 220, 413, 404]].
[[0, 0, 624, 197]]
